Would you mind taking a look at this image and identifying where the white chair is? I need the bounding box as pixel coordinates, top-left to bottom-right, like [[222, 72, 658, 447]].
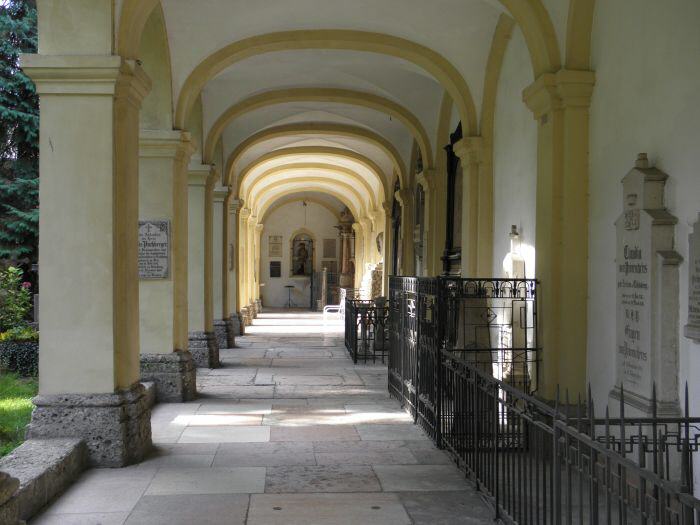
[[323, 287, 349, 324]]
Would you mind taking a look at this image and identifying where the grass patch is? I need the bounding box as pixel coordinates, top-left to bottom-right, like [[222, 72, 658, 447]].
[[0, 371, 37, 456]]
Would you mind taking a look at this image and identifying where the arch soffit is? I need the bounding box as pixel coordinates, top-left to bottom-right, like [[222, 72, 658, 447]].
[[225, 123, 406, 189], [261, 196, 343, 223], [203, 88, 432, 170], [120, 2, 562, 131], [237, 146, 388, 202], [172, 30, 478, 136], [255, 184, 363, 222], [248, 170, 373, 213]]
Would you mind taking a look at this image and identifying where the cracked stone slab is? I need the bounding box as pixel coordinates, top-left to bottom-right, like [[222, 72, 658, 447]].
[[247, 493, 411, 525], [265, 465, 381, 493]]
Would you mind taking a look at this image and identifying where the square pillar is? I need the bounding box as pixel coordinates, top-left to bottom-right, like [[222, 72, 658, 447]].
[[138, 130, 197, 402], [224, 198, 242, 340], [188, 165, 219, 368], [22, 54, 152, 466], [238, 207, 251, 326], [212, 186, 229, 349]]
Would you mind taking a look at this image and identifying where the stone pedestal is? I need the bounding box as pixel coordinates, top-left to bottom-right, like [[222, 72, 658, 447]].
[[225, 315, 239, 346], [236, 312, 246, 335], [255, 299, 262, 314], [0, 471, 19, 525], [140, 350, 196, 402], [188, 331, 220, 368], [26, 383, 152, 467], [213, 320, 228, 350]]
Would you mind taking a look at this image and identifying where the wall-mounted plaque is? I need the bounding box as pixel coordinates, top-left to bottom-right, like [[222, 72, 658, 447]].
[[611, 154, 681, 416], [685, 215, 700, 342], [139, 220, 170, 279], [323, 238, 336, 258], [269, 235, 282, 257], [269, 260, 281, 278]]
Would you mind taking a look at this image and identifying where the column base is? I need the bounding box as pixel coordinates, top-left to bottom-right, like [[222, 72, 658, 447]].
[[213, 320, 228, 350], [26, 383, 152, 467], [225, 315, 238, 346], [235, 312, 245, 335], [140, 350, 197, 402], [239, 307, 250, 327], [255, 299, 262, 314], [188, 331, 220, 368]]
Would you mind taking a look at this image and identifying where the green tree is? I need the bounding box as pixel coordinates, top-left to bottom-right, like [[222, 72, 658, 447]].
[[0, 0, 38, 264]]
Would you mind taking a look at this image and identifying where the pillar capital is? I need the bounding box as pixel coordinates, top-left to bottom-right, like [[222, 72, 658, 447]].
[[247, 213, 258, 226], [229, 198, 244, 214], [188, 163, 211, 186], [213, 186, 229, 203], [255, 223, 264, 233], [139, 130, 195, 162], [523, 69, 595, 120], [394, 188, 413, 207], [239, 207, 251, 220], [452, 136, 484, 165], [381, 201, 392, 214]]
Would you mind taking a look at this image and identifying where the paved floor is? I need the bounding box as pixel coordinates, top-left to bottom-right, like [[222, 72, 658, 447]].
[[32, 311, 493, 524]]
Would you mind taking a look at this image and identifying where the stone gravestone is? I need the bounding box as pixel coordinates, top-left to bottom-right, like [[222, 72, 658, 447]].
[[684, 215, 700, 342], [138, 220, 170, 279], [610, 154, 682, 416]]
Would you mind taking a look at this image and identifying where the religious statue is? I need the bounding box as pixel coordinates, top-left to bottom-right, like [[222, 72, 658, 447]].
[[291, 235, 312, 276]]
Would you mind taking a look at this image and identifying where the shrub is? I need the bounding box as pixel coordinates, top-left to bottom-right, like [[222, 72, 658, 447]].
[[0, 339, 38, 377], [0, 266, 32, 332]]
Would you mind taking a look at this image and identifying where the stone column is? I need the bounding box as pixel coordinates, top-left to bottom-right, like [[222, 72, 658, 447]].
[[523, 69, 595, 398], [238, 207, 251, 325], [382, 202, 392, 294], [254, 223, 264, 311], [187, 165, 219, 368], [138, 130, 196, 402], [21, 53, 152, 466], [225, 198, 243, 339], [246, 214, 258, 316], [453, 137, 484, 277], [212, 186, 229, 349], [394, 188, 415, 276]]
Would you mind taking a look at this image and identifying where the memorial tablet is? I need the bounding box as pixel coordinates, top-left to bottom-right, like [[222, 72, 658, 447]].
[[138, 220, 170, 279], [685, 215, 700, 342]]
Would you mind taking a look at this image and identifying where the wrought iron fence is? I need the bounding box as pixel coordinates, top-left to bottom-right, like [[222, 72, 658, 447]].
[[388, 276, 700, 524], [344, 298, 389, 364]]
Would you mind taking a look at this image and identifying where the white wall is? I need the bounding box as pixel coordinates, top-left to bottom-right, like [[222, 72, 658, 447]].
[[492, 26, 537, 278], [260, 201, 340, 308], [587, 0, 700, 431]]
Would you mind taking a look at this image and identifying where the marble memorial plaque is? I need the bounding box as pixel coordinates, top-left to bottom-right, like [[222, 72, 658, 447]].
[[611, 154, 681, 415], [139, 220, 170, 279], [269, 235, 282, 257], [685, 215, 700, 342]]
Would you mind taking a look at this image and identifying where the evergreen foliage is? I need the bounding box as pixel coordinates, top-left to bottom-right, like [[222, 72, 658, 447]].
[[0, 0, 38, 264]]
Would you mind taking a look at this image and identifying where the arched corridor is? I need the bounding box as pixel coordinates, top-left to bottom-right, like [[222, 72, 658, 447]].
[[31, 312, 491, 524], [3, 0, 700, 522]]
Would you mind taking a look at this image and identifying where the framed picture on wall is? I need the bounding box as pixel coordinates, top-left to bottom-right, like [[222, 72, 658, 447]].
[[269, 235, 282, 257], [323, 238, 336, 258], [269, 260, 281, 278]]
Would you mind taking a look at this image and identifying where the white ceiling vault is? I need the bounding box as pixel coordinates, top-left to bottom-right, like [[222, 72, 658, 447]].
[[129, 0, 514, 218]]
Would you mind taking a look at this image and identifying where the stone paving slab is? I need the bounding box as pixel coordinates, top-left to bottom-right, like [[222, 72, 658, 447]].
[[270, 425, 360, 442], [214, 442, 316, 467], [265, 465, 381, 493], [373, 465, 471, 492], [125, 494, 249, 525], [145, 467, 266, 495], [247, 493, 411, 525], [178, 425, 270, 443], [30, 311, 494, 524]]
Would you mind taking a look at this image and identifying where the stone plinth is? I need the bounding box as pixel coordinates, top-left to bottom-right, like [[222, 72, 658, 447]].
[[225, 314, 239, 346], [213, 320, 228, 350], [140, 350, 197, 402], [188, 331, 220, 368], [0, 471, 19, 525], [26, 383, 152, 467]]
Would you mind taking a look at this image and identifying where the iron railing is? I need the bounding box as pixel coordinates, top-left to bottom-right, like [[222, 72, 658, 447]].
[[344, 298, 389, 364], [388, 276, 700, 524]]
